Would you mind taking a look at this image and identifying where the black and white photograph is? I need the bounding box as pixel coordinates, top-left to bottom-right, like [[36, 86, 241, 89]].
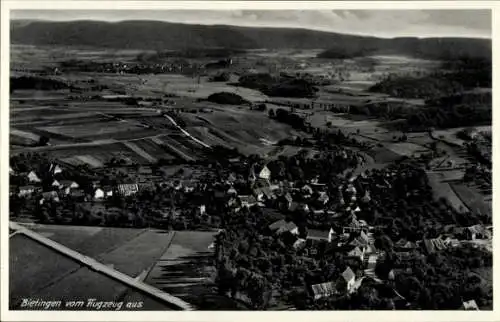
[[2, 1, 495, 317]]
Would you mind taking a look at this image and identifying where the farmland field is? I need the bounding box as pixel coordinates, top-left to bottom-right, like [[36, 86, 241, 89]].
[[39, 121, 145, 139], [136, 230, 218, 307], [427, 172, 468, 213], [10, 234, 82, 305], [180, 107, 301, 155], [386, 142, 429, 157], [450, 183, 491, 217], [10, 128, 41, 141]]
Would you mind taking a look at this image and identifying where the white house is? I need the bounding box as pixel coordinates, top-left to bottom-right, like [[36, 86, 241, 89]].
[[51, 164, 63, 175], [52, 180, 61, 188], [199, 205, 206, 215], [94, 188, 105, 200], [27, 171, 41, 183], [258, 165, 271, 180]]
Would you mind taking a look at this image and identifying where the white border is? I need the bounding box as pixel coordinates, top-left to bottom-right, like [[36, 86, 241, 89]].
[[1, 1, 498, 321]]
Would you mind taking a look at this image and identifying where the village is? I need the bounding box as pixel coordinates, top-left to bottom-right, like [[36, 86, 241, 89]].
[[7, 10, 493, 312], [9, 127, 492, 310]]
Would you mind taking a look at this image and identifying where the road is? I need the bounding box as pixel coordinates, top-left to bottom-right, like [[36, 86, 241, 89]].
[[163, 115, 211, 149]]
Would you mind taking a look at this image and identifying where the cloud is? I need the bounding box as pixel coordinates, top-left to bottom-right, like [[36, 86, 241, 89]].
[[11, 9, 492, 38]]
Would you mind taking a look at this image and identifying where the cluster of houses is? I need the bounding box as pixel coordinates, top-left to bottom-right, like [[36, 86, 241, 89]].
[[207, 162, 492, 307], [10, 163, 159, 204]]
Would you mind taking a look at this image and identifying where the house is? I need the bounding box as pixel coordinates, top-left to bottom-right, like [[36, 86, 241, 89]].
[[290, 202, 309, 213], [463, 300, 479, 311], [338, 267, 356, 293], [9, 166, 15, 174], [27, 171, 41, 183], [18, 185, 35, 197], [257, 164, 271, 180], [59, 180, 80, 189], [269, 220, 298, 235], [117, 183, 139, 196], [347, 246, 365, 261], [308, 228, 335, 243], [199, 205, 206, 215], [466, 225, 491, 240], [94, 188, 105, 200], [311, 281, 337, 300], [52, 180, 61, 188], [49, 163, 63, 175], [239, 195, 257, 208], [42, 191, 60, 202]]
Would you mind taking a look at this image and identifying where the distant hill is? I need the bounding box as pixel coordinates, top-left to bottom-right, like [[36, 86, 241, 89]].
[[10, 20, 491, 60]]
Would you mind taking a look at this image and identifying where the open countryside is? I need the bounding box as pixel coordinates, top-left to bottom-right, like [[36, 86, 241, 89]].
[[9, 10, 492, 312]]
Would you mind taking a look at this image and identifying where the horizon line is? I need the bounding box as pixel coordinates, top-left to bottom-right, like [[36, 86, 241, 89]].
[[10, 18, 493, 40]]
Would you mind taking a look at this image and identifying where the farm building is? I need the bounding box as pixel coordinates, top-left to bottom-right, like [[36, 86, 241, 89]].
[[117, 183, 139, 197], [52, 180, 61, 188]]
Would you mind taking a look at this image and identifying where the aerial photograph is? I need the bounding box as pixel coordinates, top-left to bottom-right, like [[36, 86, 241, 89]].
[[8, 9, 492, 311]]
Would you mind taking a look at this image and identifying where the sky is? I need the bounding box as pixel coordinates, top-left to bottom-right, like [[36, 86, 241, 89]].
[[11, 9, 492, 39]]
